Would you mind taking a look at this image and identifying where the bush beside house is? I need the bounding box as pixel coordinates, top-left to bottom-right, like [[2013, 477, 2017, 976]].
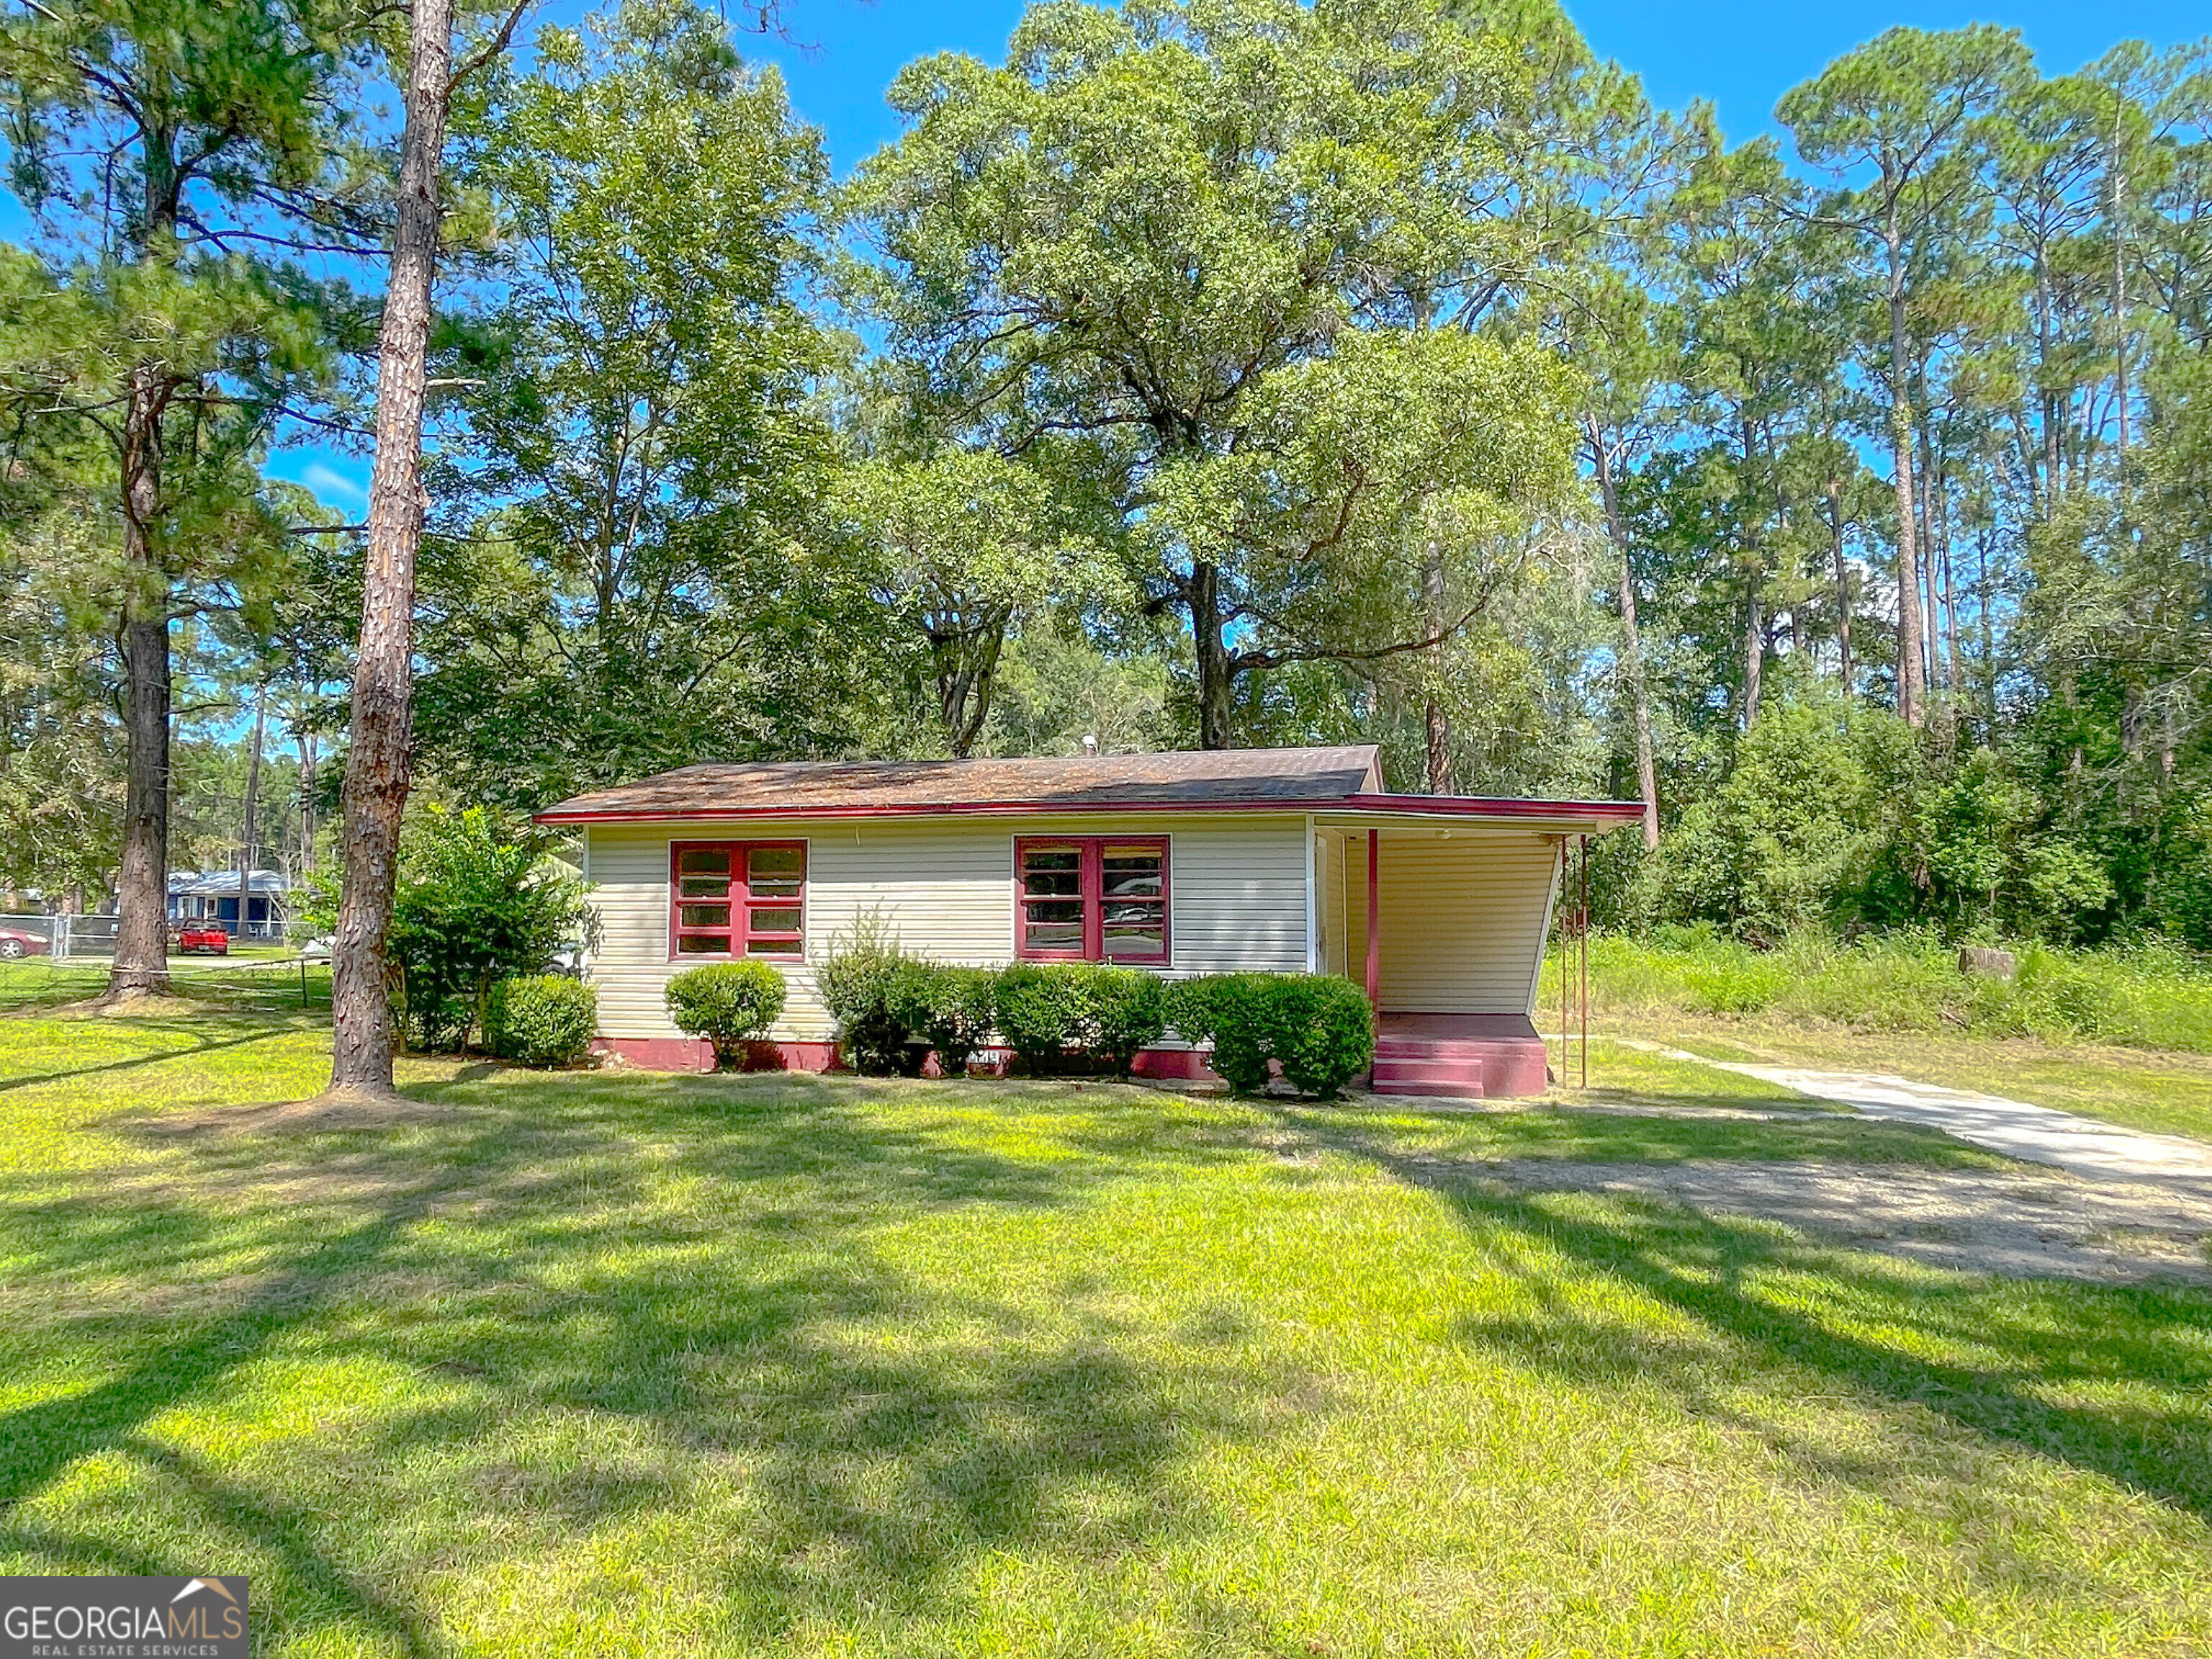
[[817, 914, 927, 1075], [1087, 967, 1169, 1079], [295, 805, 595, 1053], [993, 962, 1094, 1074], [666, 961, 789, 1071], [894, 964, 999, 1078], [486, 976, 599, 1066], [1169, 973, 1374, 1099]]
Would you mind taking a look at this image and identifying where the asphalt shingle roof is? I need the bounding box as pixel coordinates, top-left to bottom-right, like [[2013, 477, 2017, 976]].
[[536, 746, 1385, 821]]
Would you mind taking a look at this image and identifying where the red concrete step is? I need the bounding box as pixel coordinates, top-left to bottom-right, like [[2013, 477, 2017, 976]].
[[1374, 1036, 1501, 1061], [1370, 1056, 1486, 1099]]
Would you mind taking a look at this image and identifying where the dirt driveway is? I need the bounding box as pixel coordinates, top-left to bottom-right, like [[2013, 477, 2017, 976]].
[[1447, 1043, 2212, 1282], [1475, 1157, 2212, 1282]]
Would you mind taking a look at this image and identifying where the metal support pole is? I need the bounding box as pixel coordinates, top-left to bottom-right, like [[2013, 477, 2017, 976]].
[[1579, 833, 1590, 1089], [1364, 829, 1380, 1010]]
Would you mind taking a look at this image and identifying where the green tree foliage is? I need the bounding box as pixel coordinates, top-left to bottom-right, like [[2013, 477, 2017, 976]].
[[9, 0, 2212, 968], [824, 449, 1115, 756], [410, 0, 850, 809], [0, 0, 366, 991], [847, 0, 1583, 748]]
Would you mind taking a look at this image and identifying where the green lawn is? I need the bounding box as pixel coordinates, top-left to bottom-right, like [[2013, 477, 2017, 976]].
[[3, 1007, 2211, 1655]]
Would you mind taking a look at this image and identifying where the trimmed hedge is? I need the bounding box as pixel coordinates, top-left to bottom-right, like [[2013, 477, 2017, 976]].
[[995, 961, 1092, 1074], [1166, 974, 1272, 1093], [992, 962, 1171, 1079], [1169, 972, 1375, 1099], [784, 943, 1372, 1092], [665, 961, 787, 1070], [1087, 966, 1169, 1079], [485, 974, 598, 1067]]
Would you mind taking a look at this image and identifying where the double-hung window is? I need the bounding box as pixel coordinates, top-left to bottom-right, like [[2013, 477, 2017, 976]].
[[670, 841, 806, 959], [1016, 836, 1169, 963]]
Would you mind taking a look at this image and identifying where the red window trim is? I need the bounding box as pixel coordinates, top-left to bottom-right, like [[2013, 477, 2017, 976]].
[[669, 840, 806, 961], [1014, 835, 1170, 965]]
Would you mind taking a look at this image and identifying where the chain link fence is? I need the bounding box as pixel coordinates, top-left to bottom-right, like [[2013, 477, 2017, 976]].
[[0, 913, 120, 959]]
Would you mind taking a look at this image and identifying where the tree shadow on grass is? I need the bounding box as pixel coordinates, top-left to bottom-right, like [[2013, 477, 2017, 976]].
[[0, 1022, 293, 1092], [1373, 1153, 2212, 1527], [0, 1069, 1267, 1651]]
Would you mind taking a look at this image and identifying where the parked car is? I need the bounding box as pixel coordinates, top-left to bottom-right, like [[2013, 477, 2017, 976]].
[[0, 925, 51, 961], [176, 924, 230, 956]]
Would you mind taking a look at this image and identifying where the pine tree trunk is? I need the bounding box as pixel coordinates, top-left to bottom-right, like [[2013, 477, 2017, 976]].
[[1743, 586, 1764, 729], [297, 728, 317, 877], [1884, 217, 1925, 728], [1589, 421, 1658, 849], [1421, 536, 1453, 793], [108, 364, 173, 997], [1825, 477, 1853, 698], [1914, 405, 1943, 702], [328, 0, 455, 1094], [1977, 527, 1997, 727], [236, 680, 267, 925], [1937, 486, 1964, 724]]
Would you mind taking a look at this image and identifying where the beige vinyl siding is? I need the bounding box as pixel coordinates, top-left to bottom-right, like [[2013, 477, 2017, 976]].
[[1340, 828, 1561, 1015], [583, 812, 1309, 1042]]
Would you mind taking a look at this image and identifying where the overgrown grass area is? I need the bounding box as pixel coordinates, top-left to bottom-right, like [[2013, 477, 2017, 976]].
[[1575, 927, 2212, 1052], [4, 1005, 2211, 1655]]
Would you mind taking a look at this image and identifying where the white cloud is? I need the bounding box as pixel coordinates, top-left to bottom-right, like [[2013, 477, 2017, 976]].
[[301, 461, 369, 506]]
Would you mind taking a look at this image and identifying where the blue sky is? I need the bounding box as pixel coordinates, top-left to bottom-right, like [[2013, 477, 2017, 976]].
[[235, 0, 2212, 511]]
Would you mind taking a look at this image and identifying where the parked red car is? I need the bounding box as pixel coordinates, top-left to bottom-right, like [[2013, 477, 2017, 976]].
[[0, 925, 52, 961], [176, 924, 230, 956]]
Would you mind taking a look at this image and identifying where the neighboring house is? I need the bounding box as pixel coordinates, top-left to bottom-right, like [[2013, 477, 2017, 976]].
[[534, 746, 1641, 1097], [167, 870, 291, 940]]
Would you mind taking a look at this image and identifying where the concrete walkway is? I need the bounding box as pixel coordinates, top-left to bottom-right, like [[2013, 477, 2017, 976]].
[[1683, 1055, 2212, 1189]]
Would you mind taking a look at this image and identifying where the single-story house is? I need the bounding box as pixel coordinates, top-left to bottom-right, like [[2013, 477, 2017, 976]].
[[534, 745, 1641, 1097], [167, 869, 291, 940]]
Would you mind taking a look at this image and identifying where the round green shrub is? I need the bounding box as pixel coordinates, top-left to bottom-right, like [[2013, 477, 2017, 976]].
[[1089, 966, 1169, 1079], [485, 974, 598, 1067], [995, 962, 1095, 1074], [1264, 974, 1374, 1099], [894, 963, 999, 1078], [665, 961, 787, 1070]]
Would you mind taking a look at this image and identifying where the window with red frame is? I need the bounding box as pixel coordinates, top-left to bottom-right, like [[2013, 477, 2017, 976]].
[[670, 842, 806, 958], [1016, 837, 1168, 963]]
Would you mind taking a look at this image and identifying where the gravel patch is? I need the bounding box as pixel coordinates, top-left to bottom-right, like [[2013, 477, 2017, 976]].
[[1465, 1158, 2212, 1283]]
